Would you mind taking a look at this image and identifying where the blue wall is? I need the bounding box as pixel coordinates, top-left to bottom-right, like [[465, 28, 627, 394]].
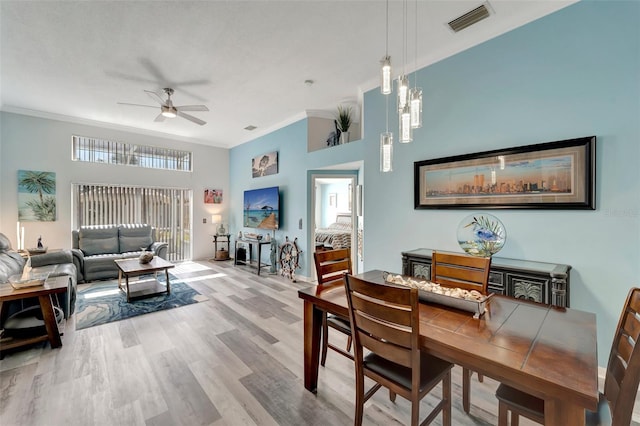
[[230, 0, 640, 364]]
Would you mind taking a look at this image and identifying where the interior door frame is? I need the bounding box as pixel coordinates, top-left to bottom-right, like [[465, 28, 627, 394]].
[[309, 171, 359, 281]]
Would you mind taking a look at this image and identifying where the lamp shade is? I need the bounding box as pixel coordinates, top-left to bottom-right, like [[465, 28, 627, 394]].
[[211, 214, 222, 224]]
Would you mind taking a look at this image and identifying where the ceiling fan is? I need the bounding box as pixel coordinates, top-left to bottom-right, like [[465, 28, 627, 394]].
[[118, 88, 209, 125]]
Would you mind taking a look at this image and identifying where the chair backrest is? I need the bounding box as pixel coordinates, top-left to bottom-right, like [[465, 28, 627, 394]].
[[344, 274, 420, 372], [313, 248, 352, 285], [431, 251, 491, 295], [605, 287, 640, 425]]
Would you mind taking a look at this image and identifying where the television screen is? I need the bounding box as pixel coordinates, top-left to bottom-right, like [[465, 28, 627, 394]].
[[243, 186, 280, 229]]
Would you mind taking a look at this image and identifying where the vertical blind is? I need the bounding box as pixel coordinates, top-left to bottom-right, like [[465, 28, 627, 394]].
[[73, 184, 192, 262]]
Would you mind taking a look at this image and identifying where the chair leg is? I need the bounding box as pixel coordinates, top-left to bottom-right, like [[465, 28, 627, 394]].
[[346, 336, 352, 352], [389, 390, 396, 402], [462, 367, 471, 413], [320, 312, 329, 367], [498, 400, 509, 426], [354, 367, 365, 426], [477, 372, 484, 383]]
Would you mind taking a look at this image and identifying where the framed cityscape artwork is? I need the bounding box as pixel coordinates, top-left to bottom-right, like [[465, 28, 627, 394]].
[[414, 136, 595, 210]]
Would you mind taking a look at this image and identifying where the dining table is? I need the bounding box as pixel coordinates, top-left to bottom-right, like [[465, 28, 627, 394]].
[[298, 269, 599, 426]]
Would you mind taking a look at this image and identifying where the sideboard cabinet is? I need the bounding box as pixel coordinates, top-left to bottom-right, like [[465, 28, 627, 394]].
[[401, 248, 571, 307]]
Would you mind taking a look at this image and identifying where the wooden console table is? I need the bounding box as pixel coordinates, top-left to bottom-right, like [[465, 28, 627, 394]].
[[402, 248, 571, 307], [0, 275, 68, 351], [234, 238, 271, 276]]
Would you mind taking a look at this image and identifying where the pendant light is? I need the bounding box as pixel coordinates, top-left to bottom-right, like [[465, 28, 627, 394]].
[[380, 0, 392, 95], [397, 75, 409, 111], [380, 0, 394, 172], [399, 104, 412, 143], [398, 0, 412, 143], [380, 131, 394, 172], [409, 0, 423, 129]]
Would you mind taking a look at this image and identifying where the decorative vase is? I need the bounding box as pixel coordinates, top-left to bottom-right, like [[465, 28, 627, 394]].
[[139, 248, 154, 264], [340, 131, 350, 144], [456, 213, 506, 257]]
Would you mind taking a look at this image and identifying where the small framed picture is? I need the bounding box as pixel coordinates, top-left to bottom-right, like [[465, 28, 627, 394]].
[[329, 193, 337, 207], [205, 189, 223, 204], [252, 151, 278, 178]]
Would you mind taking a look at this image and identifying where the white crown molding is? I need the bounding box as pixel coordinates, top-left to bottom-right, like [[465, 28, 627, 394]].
[[0, 105, 225, 148]]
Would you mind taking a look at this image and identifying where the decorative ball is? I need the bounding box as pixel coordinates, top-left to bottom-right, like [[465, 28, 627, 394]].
[[457, 213, 506, 257]]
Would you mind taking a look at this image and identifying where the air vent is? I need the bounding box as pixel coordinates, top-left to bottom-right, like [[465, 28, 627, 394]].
[[244, 125, 257, 131], [448, 3, 491, 32]]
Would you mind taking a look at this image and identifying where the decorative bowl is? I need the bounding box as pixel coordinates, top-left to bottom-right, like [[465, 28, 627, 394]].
[[9, 272, 50, 289], [457, 213, 506, 257], [139, 251, 154, 264]]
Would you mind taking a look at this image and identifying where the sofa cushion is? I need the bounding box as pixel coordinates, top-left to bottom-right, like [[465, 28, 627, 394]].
[[119, 224, 153, 253], [79, 226, 119, 256]]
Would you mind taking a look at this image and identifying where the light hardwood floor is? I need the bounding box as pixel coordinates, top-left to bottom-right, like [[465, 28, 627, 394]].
[[0, 260, 637, 426]]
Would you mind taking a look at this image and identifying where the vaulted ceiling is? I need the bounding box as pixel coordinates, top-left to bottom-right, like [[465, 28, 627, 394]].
[[0, 1, 576, 148]]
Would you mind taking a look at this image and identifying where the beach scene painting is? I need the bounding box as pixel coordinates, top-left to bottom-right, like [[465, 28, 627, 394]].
[[243, 186, 279, 229], [18, 170, 56, 221]]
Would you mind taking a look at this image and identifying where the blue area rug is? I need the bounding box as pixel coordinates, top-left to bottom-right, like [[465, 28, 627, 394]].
[[75, 274, 207, 330]]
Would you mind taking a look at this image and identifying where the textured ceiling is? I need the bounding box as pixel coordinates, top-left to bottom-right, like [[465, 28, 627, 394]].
[[0, 1, 576, 148]]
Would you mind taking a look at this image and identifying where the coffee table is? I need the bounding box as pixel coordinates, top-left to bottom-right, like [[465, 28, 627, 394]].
[[114, 257, 175, 302]]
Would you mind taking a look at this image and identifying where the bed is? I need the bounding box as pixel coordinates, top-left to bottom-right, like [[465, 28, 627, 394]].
[[315, 214, 352, 250]]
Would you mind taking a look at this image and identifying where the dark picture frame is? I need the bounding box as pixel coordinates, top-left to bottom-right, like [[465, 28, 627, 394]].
[[414, 136, 595, 210]]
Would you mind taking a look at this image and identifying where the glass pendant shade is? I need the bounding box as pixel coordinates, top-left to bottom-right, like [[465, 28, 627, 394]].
[[380, 132, 393, 172], [397, 75, 409, 111], [410, 87, 422, 128], [380, 56, 392, 95], [399, 106, 412, 143]]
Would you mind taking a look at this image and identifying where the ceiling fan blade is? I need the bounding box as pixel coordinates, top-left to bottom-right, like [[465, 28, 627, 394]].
[[177, 111, 206, 126], [117, 102, 157, 109], [176, 105, 209, 112], [154, 113, 166, 122], [145, 90, 166, 105]]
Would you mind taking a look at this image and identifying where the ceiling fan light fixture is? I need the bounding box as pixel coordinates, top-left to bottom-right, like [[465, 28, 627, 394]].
[[161, 106, 177, 118]]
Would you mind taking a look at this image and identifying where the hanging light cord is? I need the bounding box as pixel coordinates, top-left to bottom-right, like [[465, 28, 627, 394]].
[[403, 0, 407, 75], [414, 0, 418, 86], [385, 0, 389, 57]]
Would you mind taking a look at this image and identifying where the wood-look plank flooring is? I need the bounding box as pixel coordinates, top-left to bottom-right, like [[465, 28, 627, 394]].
[[1, 260, 638, 426]]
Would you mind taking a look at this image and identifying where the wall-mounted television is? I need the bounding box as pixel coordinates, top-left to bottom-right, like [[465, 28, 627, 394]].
[[243, 186, 280, 229]]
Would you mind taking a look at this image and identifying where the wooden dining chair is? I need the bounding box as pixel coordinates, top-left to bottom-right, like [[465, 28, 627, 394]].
[[313, 248, 353, 366], [431, 251, 491, 414], [495, 287, 640, 426], [344, 274, 453, 426]]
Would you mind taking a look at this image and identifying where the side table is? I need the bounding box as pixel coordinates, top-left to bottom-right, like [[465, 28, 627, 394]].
[[0, 275, 68, 352], [212, 234, 231, 261]]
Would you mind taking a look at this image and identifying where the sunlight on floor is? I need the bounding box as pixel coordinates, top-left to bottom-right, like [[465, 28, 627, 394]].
[[178, 273, 227, 283]]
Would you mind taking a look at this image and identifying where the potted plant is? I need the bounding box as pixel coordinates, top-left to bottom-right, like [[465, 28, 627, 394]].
[[335, 105, 353, 144]]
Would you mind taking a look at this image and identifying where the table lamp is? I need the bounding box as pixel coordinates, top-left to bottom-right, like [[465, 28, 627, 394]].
[[211, 214, 226, 235]]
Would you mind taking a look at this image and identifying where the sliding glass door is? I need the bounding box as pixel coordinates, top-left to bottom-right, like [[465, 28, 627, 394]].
[[72, 184, 192, 261]]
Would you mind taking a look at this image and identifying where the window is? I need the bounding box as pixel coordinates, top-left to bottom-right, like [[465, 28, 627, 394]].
[[72, 135, 192, 172], [72, 184, 192, 262]]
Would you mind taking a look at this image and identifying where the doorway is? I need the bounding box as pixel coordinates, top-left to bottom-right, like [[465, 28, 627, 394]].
[[309, 171, 360, 281]]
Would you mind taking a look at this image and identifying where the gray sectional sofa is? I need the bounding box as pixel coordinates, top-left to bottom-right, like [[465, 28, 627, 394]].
[[71, 224, 168, 283]]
